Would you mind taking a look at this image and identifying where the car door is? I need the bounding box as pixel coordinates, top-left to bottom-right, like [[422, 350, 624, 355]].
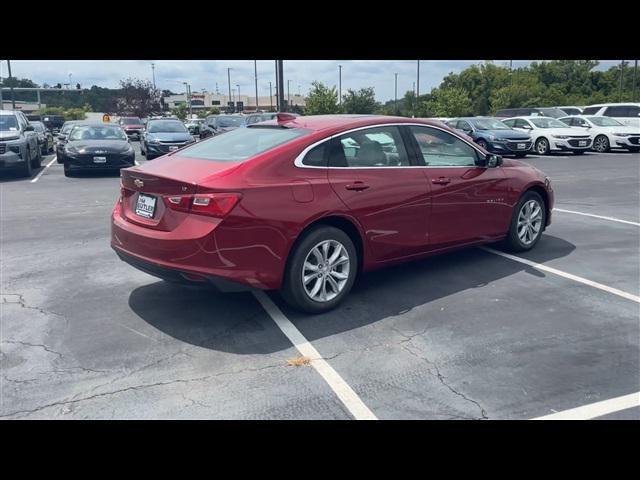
[[406, 125, 510, 249], [327, 125, 431, 262]]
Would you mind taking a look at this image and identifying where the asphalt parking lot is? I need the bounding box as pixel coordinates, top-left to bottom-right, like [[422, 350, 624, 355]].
[[1, 143, 639, 419]]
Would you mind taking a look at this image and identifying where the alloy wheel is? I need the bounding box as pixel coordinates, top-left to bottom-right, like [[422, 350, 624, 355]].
[[302, 240, 350, 302], [594, 135, 609, 152], [517, 199, 543, 246]]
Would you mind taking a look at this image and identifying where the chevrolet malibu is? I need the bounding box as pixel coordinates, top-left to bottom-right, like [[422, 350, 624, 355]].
[[112, 115, 554, 313]]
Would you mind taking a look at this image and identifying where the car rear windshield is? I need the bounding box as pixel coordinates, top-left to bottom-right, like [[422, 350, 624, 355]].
[[216, 116, 246, 128], [530, 118, 567, 128], [178, 126, 310, 162], [538, 108, 567, 118], [121, 117, 142, 124], [471, 118, 510, 130], [147, 120, 188, 133]]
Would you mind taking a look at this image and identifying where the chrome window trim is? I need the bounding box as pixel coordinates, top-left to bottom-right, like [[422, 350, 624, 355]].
[[293, 122, 488, 170]]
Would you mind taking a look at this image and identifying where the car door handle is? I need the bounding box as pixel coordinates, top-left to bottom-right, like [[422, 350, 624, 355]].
[[345, 182, 370, 191], [431, 177, 451, 185]]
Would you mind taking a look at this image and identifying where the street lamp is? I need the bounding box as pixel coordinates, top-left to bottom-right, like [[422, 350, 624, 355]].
[[227, 68, 232, 112], [338, 64, 342, 105], [394, 73, 398, 115], [151, 62, 156, 89], [183, 81, 192, 118]]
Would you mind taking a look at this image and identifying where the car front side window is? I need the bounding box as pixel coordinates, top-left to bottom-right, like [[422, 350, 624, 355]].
[[409, 126, 478, 167]]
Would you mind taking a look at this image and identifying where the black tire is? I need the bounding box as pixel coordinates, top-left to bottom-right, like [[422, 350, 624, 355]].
[[503, 191, 546, 253], [41, 143, 48, 156], [32, 145, 42, 168], [593, 134, 609, 153], [534, 137, 550, 155], [20, 147, 33, 178], [63, 162, 73, 177], [477, 139, 489, 150], [281, 225, 358, 314]]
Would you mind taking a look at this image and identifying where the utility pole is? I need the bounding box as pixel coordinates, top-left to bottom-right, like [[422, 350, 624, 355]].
[[151, 63, 156, 89], [510, 60, 513, 87], [394, 73, 398, 115], [633, 60, 638, 102], [8, 59, 16, 109], [338, 64, 342, 105], [276, 60, 285, 112], [287, 79, 291, 110], [412, 81, 416, 117], [416, 60, 420, 100], [254, 60, 259, 112], [227, 67, 232, 113], [269, 81, 273, 111], [619, 60, 625, 102]]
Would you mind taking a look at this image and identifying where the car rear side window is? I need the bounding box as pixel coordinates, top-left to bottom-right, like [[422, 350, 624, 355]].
[[302, 143, 327, 167], [409, 126, 478, 167], [179, 126, 310, 162], [604, 106, 628, 117], [329, 126, 410, 168], [581, 106, 601, 115]]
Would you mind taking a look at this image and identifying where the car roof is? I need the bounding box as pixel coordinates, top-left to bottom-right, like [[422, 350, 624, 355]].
[[583, 102, 640, 108], [255, 114, 447, 134]]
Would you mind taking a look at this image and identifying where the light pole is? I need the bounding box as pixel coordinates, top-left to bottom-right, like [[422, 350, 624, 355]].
[[236, 84, 241, 106], [276, 60, 284, 112], [287, 79, 291, 110], [7, 59, 15, 109], [269, 81, 273, 111], [183, 82, 192, 118], [633, 60, 638, 102], [394, 73, 398, 115], [338, 64, 342, 105], [151, 62, 156, 89], [412, 81, 416, 117], [619, 60, 625, 102], [227, 67, 232, 112], [254, 60, 259, 112], [68, 73, 72, 89]]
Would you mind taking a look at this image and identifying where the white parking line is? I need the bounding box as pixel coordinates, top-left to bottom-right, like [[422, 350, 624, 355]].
[[30, 156, 57, 184], [554, 208, 640, 226], [532, 392, 640, 420], [252, 290, 378, 420], [480, 247, 640, 304]]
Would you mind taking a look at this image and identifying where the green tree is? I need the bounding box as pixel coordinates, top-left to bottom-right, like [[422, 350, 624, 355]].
[[341, 87, 378, 114], [115, 78, 162, 117], [172, 103, 188, 120], [424, 87, 473, 117], [304, 81, 340, 115]]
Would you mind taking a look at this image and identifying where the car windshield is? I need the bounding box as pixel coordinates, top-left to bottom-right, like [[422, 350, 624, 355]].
[[538, 108, 567, 118], [69, 125, 128, 141], [147, 120, 188, 133], [32, 122, 45, 132], [0, 115, 19, 131], [470, 119, 510, 130], [588, 116, 624, 127], [216, 116, 245, 128], [178, 126, 310, 162], [530, 118, 567, 128], [121, 118, 142, 125], [61, 123, 78, 134]]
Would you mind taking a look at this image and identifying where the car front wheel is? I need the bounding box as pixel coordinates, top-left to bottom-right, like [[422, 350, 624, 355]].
[[503, 191, 546, 252], [593, 135, 609, 153], [534, 138, 550, 155], [282, 226, 357, 313]]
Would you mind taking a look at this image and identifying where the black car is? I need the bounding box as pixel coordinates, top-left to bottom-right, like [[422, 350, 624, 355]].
[[41, 114, 66, 133], [56, 121, 87, 163], [30, 121, 55, 155], [140, 118, 195, 160], [62, 123, 135, 177]]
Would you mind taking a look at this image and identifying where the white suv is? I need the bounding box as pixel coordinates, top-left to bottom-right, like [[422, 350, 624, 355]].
[[559, 115, 640, 152], [502, 116, 593, 155], [580, 103, 640, 128]]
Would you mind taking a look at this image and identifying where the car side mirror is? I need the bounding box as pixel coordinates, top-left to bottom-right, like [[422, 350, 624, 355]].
[[485, 154, 503, 168]]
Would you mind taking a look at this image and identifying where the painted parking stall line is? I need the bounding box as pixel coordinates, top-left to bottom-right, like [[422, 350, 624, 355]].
[[480, 247, 640, 304], [554, 208, 640, 227], [532, 392, 640, 420], [253, 291, 378, 420], [30, 156, 57, 184]]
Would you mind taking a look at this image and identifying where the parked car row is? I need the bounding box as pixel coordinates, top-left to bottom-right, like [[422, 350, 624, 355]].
[[0, 109, 42, 177]]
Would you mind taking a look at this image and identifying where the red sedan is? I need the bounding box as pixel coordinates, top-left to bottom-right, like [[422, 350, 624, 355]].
[[112, 114, 554, 313]]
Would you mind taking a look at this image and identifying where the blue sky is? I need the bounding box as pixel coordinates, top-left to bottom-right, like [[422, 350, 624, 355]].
[[1, 60, 630, 102]]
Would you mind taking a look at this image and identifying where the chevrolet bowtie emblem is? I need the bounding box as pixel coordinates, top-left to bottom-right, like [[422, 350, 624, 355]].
[[134, 179, 144, 188]]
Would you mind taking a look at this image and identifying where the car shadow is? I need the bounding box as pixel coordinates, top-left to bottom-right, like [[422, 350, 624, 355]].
[[0, 166, 44, 183], [129, 234, 576, 355]]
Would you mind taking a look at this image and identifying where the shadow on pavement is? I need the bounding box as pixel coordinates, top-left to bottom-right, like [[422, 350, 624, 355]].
[[129, 234, 576, 355]]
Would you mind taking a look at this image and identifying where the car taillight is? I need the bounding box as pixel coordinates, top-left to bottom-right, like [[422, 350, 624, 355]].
[[163, 193, 241, 218]]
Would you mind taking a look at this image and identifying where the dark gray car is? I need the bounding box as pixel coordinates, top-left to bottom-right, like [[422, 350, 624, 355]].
[[0, 110, 41, 177]]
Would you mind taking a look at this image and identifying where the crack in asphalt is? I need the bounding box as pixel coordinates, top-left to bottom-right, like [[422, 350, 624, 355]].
[[0, 361, 287, 419], [1, 292, 65, 319], [1, 340, 64, 360]]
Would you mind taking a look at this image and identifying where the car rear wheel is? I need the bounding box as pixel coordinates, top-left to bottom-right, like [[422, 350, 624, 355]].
[[593, 135, 609, 153], [503, 191, 546, 252], [20, 147, 33, 177], [31, 145, 42, 168], [534, 137, 550, 155], [282, 226, 357, 313], [63, 162, 73, 177]]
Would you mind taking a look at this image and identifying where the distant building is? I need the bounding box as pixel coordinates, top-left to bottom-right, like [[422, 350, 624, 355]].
[[162, 91, 306, 113], [1, 101, 45, 113]]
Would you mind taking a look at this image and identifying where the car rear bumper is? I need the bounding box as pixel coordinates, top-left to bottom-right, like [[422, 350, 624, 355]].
[[112, 246, 250, 292]]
